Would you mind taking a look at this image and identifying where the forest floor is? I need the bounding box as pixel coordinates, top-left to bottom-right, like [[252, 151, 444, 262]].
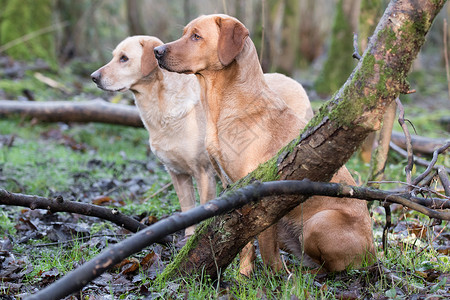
[[0, 54, 450, 299]]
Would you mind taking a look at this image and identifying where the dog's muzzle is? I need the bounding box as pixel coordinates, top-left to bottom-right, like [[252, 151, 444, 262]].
[[91, 70, 102, 86], [153, 45, 169, 69]]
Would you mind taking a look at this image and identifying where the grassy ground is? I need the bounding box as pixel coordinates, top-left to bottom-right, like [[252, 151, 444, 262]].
[[0, 57, 449, 298], [1, 107, 449, 299]]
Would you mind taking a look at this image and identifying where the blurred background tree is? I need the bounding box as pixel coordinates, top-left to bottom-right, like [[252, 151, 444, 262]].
[[0, 0, 56, 66], [313, 0, 359, 96], [0, 0, 449, 102]]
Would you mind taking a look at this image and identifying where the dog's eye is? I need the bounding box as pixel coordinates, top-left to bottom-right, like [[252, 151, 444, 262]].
[[192, 33, 202, 41], [120, 55, 129, 62]]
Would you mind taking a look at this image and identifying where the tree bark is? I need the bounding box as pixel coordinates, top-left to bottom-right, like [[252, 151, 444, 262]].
[[160, 0, 447, 280], [0, 99, 143, 127]]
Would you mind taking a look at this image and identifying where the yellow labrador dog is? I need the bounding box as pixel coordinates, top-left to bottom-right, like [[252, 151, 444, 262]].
[[91, 36, 216, 238], [91, 36, 314, 241], [154, 15, 375, 275]]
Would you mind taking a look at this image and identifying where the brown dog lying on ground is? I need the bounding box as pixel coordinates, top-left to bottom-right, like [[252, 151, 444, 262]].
[[91, 36, 314, 240], [154, 15, 375, 275]]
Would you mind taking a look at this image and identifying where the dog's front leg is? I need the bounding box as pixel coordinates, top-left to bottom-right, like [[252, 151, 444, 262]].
[[195, 167, 217, 205], [239, 242, 256, 277], [258, 224, 283, 273], [168, 171, 196, 237]]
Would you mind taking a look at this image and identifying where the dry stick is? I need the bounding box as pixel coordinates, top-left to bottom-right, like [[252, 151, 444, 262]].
[[0, 22, 69, 53], [25, 180, 450, 300], [389, 142, 450, 174], [0, 189, 171, 245], [444, 19, 450, 102], [396, 98, 414, 188], [369, 180, 450, 204], [412, 142, 450, 187], [382, 203, 392, 253], [141, 182, 173, 203], [438, 165, 450, 196], [352, 32, 362, 60]]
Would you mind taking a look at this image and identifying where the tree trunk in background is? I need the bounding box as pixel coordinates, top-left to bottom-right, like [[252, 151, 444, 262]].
[[55, 0, 104, 63], [314, 0, 361, 96], [0, 0, 55, 65], [358, 0, 389, 165], [268, 0, 286, 72], [359, 0, 385, 51], [127, 0, 145, 35], [158, 0, 446, 281]]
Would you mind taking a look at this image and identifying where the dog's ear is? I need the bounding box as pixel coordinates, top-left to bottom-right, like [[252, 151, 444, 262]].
[[140, 39, 159, 76], [216, 17, 249, 66]]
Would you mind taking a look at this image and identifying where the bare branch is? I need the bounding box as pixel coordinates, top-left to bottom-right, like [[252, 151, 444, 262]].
[[438, 165, 450, 196], [26, 180, 450, 300], [412, 141, 450, 186], [396, 98, 414, 187], [389, 142, 450, 174], [0, 188, 171, 245]]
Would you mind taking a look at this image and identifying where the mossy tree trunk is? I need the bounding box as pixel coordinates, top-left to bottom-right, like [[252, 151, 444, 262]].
[[0, 0, 55, 65], [159, 0, 446, 281], [314, 0, 360, 96]]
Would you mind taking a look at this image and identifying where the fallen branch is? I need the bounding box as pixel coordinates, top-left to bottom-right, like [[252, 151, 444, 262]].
[[0, 188, 171, 245], [389, 142, 450, 174], [0, 98, 446, 158], [25, 180, 450, 300], [0, 99, 143, 127], [390, 131, 449, 156]]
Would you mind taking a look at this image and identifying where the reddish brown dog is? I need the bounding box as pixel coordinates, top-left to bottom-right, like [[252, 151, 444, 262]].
[[154, 14, 375, 275]]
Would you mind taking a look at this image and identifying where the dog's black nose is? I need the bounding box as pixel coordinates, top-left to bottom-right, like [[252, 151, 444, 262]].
[[154, 45, 167, 60], [91, 70, 101, 84]]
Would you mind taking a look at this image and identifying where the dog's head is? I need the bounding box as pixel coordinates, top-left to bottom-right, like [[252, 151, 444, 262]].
[[153, 14, 249, 74], [91, 36, 163, 92]]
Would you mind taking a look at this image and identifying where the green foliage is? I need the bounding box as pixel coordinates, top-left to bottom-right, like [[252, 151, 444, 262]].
[[0, 210, 16, 235], [24, 236, 101, 284], [314, 0, 356, 96], [0, 0, 56, 66]]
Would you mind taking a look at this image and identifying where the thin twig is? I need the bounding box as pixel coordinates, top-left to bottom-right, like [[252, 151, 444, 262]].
[[141, 182, 173, 203], [368, 180, 450, 202], [382, 203, 392, 253], [0, 22, 69, 53], [352, 32, 362, 60], [437, 165, 450, 196], [396, 98, 414, 188], [389, 142, 450, 174], [33, 233, 132, 248], [412, 141, 450, 186], [416, 223, 447, 257]]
